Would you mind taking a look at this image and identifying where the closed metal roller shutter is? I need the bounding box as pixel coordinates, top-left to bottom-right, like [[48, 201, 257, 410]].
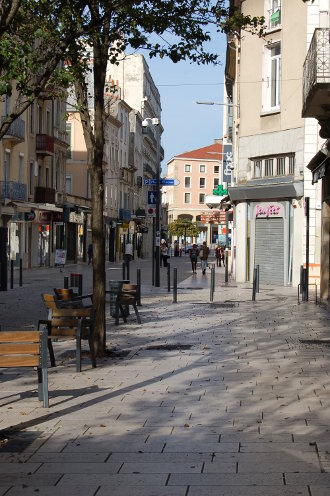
[[255, 218, 284, 286]]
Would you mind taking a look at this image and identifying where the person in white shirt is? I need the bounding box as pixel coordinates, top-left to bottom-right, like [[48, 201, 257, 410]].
[[124, 240, 133, 262]]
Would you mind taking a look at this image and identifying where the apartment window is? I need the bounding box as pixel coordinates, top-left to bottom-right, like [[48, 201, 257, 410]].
[[66, 123, 72, 159], [30, 102, 35, 134], [46, 109, 50, 134], [184, 193, 191, 204], [214, 178, 219, 189], [38, 165, 42, 186], [264, 159, 274, 177], [38, 106, 43, 133], [288, 155, 295, 175], [4, 151, 10, 183], [269, 0, 281, 28], [199, 194, 205, 204], [270, 44, 281, 108], [185, 164, 191, 172], [276, 157, 285, 175], [46, 168, 50, 187], [214, 165, 219, 174], [200, 178, 206, 188], [200, 164, 206, 173], [253, 154, 295, 178], [254, 160, 262, 178], [29, 162, 34, 196], [66, 174, 72, 194], [185, 177, 191, 188], [18, 154, 24, 183]]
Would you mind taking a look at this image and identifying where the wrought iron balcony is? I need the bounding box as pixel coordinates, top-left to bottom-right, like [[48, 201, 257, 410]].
[[1, 116, 25, 143], [36, 134, 54, 155], [302, 28, 330, 135], [0, 181, 27, 201], [34, 186, 56, 204]]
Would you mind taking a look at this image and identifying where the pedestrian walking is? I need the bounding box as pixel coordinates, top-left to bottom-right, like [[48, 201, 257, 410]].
[[174, 240, 179, 257], [215, 244, 221, 267], [189, 243, 199, 274], [87, 243, 93, 265], [199, 241, 210, 275], [160, 239, 169, 267], [221, 246, 225, 267], [124, 239, 133, 263]]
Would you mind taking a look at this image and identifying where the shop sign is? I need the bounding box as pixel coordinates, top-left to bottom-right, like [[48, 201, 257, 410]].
[[201, 210, 223, 224], [35, 211, 51, 224], [223, 144, 233, 185], [69, 211, 84, 224], [255, 203, 283, 218], [24, 211, 36, 222], [53, 212, 64, 223]]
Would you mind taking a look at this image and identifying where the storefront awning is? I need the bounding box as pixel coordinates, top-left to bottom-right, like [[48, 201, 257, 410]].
[[9, 201, 63, 212], [228, 181, 303, 202]]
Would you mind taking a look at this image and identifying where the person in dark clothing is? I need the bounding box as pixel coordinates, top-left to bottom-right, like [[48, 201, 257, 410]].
[[87, 243, 93, 265], [189, 244, 199, 273], [215, 245, 221, 267]]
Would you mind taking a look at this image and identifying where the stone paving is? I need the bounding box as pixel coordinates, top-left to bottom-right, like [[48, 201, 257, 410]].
[[0, 260, 329, 495]]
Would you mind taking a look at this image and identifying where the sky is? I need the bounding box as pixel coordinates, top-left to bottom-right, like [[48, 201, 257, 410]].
[[145, 27, 228, 173]]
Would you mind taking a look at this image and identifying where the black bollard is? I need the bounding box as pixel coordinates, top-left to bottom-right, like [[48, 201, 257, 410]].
[[256, 265, 260, 293], [167, 263, 171, 292], [210, 264, 215, 302], [126, 259, 130, 282], [173, 267, 177, 303], [19, 258, 23, 286], [137, 268, 141, 306], [64, 276, 69, 289], [10, 260, 14, 289], [252, 268, 257, 301], [122, 262, 126, 280], [78, 274, 83, 296]]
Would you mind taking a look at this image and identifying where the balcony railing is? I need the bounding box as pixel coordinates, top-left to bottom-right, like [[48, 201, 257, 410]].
[[0, 181, 27, 201], [36, 134, 54, 155], [1, 116, 25, 142], [34, 186, 56, 204], [302, 28, 330, 118]]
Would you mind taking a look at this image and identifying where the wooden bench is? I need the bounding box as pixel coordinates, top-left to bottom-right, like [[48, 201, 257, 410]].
[[0, 329, 49, 407], [115, 284, 141, 325], [38, 308, 96, 372], [54, 288, 92, 308]]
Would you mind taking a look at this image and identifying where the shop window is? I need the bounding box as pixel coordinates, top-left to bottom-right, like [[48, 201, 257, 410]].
[[276, 157, 285, 175], [264, 159, 274, 177]]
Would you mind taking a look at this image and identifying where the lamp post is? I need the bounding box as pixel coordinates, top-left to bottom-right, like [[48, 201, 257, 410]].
[[142, 117, 161, 287]]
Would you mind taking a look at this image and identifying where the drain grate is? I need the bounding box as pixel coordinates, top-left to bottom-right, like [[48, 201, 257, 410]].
[[300, 339, 330, 346], [0, 430, 42, 452], [211, 303, 237, 308], [145, 344, 192, 351]]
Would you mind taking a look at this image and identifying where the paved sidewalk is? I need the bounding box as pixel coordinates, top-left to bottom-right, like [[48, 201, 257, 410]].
[[0, 264, 330, 495]]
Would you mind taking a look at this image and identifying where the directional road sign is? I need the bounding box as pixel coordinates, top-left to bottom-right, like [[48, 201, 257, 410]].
[[144, 178, 180, 186], [147, 191, 157, 205]]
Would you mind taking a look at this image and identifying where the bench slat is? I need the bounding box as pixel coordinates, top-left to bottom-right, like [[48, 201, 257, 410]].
[[0, 343, 40, 354], [0, 332, 40, 343], [0, 356, 40, 367]]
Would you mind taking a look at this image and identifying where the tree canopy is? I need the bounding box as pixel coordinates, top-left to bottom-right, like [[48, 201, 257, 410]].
[[168, 218, 200, 239]]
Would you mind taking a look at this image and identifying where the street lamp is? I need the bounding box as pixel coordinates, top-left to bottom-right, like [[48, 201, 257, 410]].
[[196, 101, 239, 108], [142, 117, 161, 287]]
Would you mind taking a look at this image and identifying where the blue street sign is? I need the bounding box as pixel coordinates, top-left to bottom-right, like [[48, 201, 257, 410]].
[[144, 178, 180, 186], [147, 191, 157, 205]]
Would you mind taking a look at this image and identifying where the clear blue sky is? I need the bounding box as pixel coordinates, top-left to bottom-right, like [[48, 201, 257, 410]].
[[145, 28, 227, 173]]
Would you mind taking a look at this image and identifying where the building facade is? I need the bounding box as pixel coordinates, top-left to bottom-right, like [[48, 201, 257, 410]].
[[0, 91, 67, 273], [166, 140, 225, 246], [226, 0, 322, 287]]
